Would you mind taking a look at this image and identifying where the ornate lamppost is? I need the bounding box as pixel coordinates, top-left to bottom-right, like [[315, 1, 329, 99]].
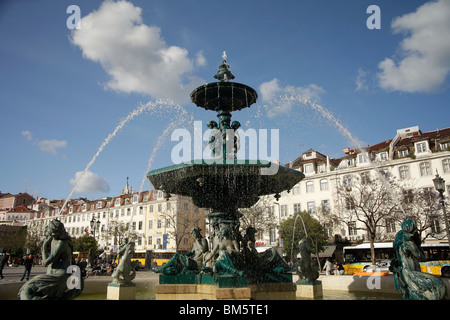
[[432, 172, 450, 247], [90, 217, 101, 240]]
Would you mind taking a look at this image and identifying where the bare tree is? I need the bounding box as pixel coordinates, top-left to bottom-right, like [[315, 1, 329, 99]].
[[401, 187, 444, 242], [333, 171, 403, 265], [239, 195, 278, 236]]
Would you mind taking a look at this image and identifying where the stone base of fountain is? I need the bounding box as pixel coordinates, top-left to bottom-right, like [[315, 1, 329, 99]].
[[107, 282, 136, 300], [296, 280, 323, 299], [156, 274, 297, 300], [156, 282, 297, 300]]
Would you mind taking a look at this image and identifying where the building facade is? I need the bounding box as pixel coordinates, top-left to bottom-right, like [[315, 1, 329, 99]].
[[256, 126, 450, 252], [26, 182, 207, 256]]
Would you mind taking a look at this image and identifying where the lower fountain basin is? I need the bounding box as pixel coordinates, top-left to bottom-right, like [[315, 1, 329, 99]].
[[147, 160, 304, 209]]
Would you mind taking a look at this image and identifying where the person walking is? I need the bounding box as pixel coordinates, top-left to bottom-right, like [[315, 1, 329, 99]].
[[323, 258, 334, 275], [0, 253, 8, 279], [21, 254, 33, 281]]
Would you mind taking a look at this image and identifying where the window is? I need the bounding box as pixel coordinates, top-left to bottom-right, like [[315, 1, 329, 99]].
[[399, 165, 410, 180], [293, 184, 300, 195], [343, 175, 352, 188], [167, 202, 171, 211], [321, 199, 330, 212], [293, 203, 301, 213], [398, 149, 409, 157], [158, 204, 162, 212], [377, 152, 388, 161], [385, 219, 396, 233], [115, 198, 121, 206], [320, 179, 328, 191], [303, 163, 314, 174], [133, 194, 138, 203], [317, 163, 326, 173], [306, 181, 314, 193], [440, 142, 450, 151], [269, 228, 277, 244], [97, 201, 102, 209], [280, 205, 287, 217], [138, 221, 143, 230], [307, 201, 315, 214], [157, 219, 162, 228], [348, 222, 357, 236], [148, 236, 152, 245], [442, 158, 450, 173], [430, 217, 441, 234], [419, 162, 431, 176], [358, 153, 369, 164], [416, 141, 428, 153], [360, 172, 370, 185], [149, 205, 153, 213], [268, 206, 275, 218], [148, 220, 153, 229]]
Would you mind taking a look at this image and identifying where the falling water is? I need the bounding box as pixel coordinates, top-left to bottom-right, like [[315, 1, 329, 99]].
[[272, 93, 407, 216], [60, 98, 186, 215], [126, 108, 193, 234]]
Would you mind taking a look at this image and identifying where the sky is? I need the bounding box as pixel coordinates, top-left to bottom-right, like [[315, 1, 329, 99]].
[[1, 0, 449, 201]]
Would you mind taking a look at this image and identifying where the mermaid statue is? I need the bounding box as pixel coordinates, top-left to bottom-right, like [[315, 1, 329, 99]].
[[154, 227, 209, 275], [111, 237, 137, 284], [390, 218, 447, 300], [18, 219, 84, 300]]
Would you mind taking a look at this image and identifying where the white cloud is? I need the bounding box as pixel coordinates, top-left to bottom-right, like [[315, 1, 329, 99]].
[[377, 0, 450, 93], [259, 78, 325, 117], [69, 170, 110, 194], [22, 130, 32, 141], [71, 0, 205, 103], [37, 140, 67, 155], [22, 131, 67, 156], [355, 68, 369, 92]]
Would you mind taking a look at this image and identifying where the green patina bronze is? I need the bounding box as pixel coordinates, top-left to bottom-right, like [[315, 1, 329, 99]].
[[390, 218, 447, 300], [149, 54, 304, 287]]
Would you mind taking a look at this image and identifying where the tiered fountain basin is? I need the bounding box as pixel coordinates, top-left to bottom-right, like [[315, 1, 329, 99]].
[[147, 159, 304, 210]]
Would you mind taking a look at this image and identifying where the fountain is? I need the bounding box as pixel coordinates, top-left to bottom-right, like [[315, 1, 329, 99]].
[[147, 53, 304, 299]]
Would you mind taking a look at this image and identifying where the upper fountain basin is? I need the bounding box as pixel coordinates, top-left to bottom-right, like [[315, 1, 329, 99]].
[[190, 82, 258, 112], [147, 160, 304, 210]]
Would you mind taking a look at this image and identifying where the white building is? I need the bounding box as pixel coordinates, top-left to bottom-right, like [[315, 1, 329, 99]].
[[258, 126, 450, 252]]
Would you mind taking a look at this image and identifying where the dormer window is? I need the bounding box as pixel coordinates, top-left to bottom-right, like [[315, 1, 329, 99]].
[[440, 142, 450, 151], [115, 198, 121, 206], [82, 204, 87, 211], [358, 153, 369, 164], [97, 201, 102, 209], [415, 141, 429, 153], [133, 194, 138, 203], [398, 149, 409, 157], [377, 152, 388, 162]]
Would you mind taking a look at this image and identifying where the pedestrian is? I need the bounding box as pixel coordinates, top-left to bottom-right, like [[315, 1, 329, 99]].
[[334, 260, 345, 275], [323, 258, 334, 275], [0, 253, 8, 279], [21, 254, 33, 281]]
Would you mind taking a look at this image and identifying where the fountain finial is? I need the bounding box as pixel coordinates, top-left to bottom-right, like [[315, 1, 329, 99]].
[[214, 51, 235, 82]]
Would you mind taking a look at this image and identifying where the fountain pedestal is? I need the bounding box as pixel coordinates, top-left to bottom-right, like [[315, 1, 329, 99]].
[[296, 280, 323, 299], [107, 282, 136, 300]]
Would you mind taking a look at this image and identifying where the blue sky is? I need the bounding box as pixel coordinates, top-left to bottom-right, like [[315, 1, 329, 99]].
[[1, 0, 449, 200]]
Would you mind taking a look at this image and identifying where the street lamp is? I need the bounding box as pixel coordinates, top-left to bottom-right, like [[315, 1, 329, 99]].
[[432, 172, 450, 247], [90, 217, 101, 240]]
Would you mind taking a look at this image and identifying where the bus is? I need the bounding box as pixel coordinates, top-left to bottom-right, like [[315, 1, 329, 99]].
[[343, 242, 450, 277], [147, 250, 176, 268], [72, 251, 89, 262], [113, 250, 176, 269]]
